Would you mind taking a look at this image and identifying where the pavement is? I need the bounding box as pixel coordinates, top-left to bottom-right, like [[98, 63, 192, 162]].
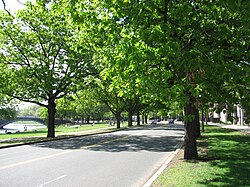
[[2, 121, 248, 149], [208, 122, 250, 134], [0, 123, 184, 187], [0, 122, 246, 187], [0, 122, 175, 149]]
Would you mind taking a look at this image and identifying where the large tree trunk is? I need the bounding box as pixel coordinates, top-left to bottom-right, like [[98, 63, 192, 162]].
[[116, 112, 121, 129], [136, 108, 140, 126], [47, 97, 56, 138], [144, 115, 148, 124], [128, 109, 133, 127], [184, 101, 198, 160], [86, 116, 90, 124]]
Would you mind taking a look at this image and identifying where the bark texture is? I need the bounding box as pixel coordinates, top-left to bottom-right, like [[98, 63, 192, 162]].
[[47, 97, 56, 138], [116, 112, 121, 129], [184, 101, 198, 159]]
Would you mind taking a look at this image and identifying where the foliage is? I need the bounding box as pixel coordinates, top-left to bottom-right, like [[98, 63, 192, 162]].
[[0, 0, 249, 153], [67, 0, 249, 108], [91, 0, 248, 157], [0, 2, 94, 103], [0, 0, 97, 137], [56, 90, 110, 122], [0, 95, 18, 120], [18, 104, 43, 118], [0, 106, 17, 120], [94, 82, 126, 128]]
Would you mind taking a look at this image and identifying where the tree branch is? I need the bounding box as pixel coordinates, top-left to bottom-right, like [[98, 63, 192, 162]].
[[12, 95, 48, 108], [1, 0, 12, 16], [164, 0, 171, 23], [52, 44, 63, 69], [27, 24, 48, 59]]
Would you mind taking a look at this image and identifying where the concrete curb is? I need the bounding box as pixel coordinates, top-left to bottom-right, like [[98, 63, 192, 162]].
[[143, 141, 183, 187]]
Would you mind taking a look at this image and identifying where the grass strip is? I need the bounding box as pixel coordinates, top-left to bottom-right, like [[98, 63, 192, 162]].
[[153, 125, 250, 187], [0, 123, 117, 147]]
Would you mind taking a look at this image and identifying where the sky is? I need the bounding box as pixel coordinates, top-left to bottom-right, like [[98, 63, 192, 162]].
[[0, 0, 27, 13]]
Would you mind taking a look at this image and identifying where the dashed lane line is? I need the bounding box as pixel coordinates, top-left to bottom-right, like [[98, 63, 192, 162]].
[[38, 175, 68, 187]]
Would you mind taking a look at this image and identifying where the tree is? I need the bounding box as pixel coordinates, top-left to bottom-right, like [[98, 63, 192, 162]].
[[0, 105, 17, 120], [69, 0, 249, 159], [94, 84, 125, 129], [124, 97, 142, 127], [18, 104, 43, 118], [56, 90, 110, 124], [74, 90, 109, 123], [0, 89, 17, 120], [0, 1, 96, 137]]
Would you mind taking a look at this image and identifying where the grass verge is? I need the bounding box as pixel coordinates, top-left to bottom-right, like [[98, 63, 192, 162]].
[[152, 125, 250, 187], [0, 123, 117, 147]]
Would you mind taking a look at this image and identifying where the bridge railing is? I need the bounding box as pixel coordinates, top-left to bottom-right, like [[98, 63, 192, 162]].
[[0, 117, 72, 128]]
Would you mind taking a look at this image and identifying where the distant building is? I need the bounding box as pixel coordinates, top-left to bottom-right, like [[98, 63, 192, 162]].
[[210, 104, 247, 125]]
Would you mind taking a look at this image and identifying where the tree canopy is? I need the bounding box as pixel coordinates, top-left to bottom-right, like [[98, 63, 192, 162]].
[[0, 0, 249, 159], [68, 0, 249, 159], [0, 1, 97, 137]]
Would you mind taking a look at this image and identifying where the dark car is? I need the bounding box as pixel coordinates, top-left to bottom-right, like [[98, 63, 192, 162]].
[[168, 119, 174, 124]]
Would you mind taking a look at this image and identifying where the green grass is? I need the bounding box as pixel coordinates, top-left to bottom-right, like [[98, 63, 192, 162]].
[[0, 123, 119, 146], [0, 129, 48, 140], [153, 125, 250, 187], [55, 123, 113, 133]]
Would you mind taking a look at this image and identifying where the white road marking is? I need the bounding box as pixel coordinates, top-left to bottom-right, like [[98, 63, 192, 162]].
[[39, 175, 67, 186], [0, 151, 71, 171], [0, 135, 132, 171]]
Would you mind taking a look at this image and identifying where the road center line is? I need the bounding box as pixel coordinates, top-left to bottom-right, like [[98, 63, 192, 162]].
[[0, 151, 71, 171]]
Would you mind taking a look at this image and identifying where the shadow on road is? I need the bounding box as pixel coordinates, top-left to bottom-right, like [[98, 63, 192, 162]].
[[32, 124, 184, 153]]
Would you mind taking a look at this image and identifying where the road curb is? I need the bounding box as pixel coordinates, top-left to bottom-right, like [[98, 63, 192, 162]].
[[142, 141, 183, 187]]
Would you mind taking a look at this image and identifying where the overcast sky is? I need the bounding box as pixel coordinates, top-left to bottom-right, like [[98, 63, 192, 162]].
[[0, 0, 27, 13]]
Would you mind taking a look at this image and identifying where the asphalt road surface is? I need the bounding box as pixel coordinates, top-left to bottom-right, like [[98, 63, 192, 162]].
[[0, 123, 184, 187]]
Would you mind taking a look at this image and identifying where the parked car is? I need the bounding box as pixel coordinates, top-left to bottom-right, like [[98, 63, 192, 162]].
[[150, 120, 157, 125], [168, 118, 174, 124]]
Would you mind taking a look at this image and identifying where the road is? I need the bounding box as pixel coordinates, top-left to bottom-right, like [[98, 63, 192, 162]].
[[0, 123, 184, 187]]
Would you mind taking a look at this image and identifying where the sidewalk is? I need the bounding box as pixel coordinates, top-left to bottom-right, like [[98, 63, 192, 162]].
[[208, 122, 250, 134]]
